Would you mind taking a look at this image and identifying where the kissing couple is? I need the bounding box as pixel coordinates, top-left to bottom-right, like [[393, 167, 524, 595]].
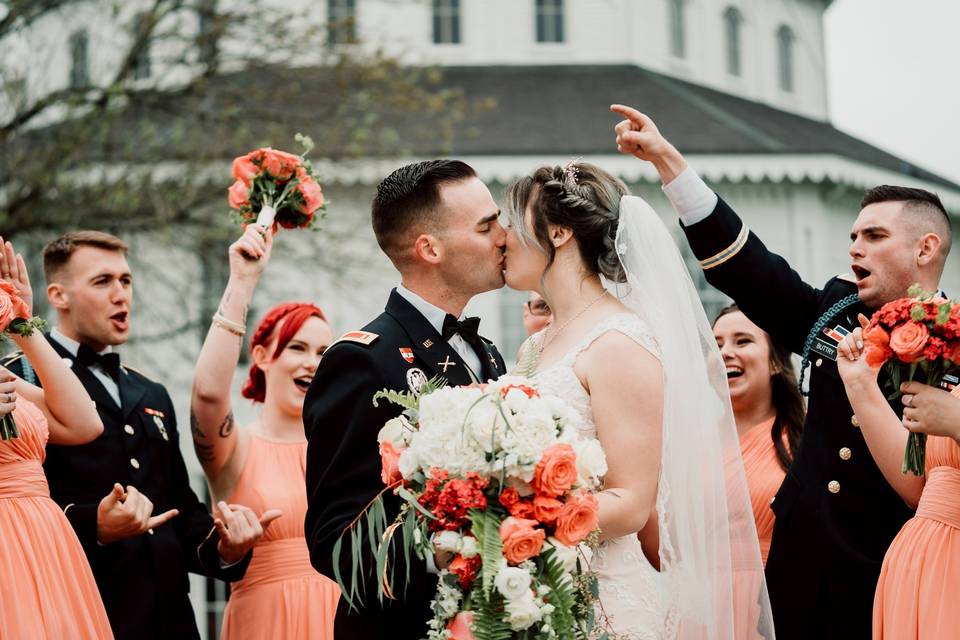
[[304, 105, 774, 640]]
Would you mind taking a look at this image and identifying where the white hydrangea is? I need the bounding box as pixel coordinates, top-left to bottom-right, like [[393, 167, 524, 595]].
[[571, 437, 608, 486], [399, 375, 594, 485], [377, 415, 413, 447]]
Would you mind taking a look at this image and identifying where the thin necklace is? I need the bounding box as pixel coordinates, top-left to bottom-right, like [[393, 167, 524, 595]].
[[538, 289, 609, 354]]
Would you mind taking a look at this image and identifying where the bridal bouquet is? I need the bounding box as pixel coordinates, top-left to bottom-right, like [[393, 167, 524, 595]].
[[227, 133, 326, 231], [335, 376, 608, 640], [0, 281, 47, 440], [862, 285, 960, 475]]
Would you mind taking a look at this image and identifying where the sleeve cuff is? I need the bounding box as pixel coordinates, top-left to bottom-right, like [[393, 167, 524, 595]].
[[661, 165, 718, 226], [63, 502, 101, 549]]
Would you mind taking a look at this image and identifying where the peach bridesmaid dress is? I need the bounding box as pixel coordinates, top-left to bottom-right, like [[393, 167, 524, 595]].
[[739, 416, 783, 565], [0, 400, 113, 639], [873, 387, 960, 640], [219, 435, 339, 640]]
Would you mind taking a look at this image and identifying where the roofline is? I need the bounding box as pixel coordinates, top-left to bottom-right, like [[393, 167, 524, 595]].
[[310, 153, 960, 213]]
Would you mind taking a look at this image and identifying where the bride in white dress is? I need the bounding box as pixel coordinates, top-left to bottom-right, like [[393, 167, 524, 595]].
[[501, 161, 774, 640]]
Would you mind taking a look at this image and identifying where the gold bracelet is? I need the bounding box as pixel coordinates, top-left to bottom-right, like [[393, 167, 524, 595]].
[[212, 312, 246, 337]]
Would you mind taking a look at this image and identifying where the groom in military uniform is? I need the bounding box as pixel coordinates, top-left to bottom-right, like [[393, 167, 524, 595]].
[[612, 104, 953, 639], [3, 231, 270, 640], [304, 160, 508, 639]]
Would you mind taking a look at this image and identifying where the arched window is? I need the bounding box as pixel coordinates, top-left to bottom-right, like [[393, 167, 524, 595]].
[[669, 0, 686, 58], [777, 24, 794, 92], [724, 7, 742, 76]]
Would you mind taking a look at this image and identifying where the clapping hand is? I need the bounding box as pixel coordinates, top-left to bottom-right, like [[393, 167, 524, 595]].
[[0, 236, 33, 316], [97, 483, 180, 544], [900, 381, 960, 442], [228, 224, 274, 284], [214, 501, 282, 565]]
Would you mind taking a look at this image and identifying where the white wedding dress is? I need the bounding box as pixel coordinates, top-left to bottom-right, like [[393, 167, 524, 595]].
[[513, 194, 774, 640], [531, 313, 667, 639]]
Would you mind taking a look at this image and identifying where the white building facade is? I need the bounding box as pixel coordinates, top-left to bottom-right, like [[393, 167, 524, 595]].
[[3, 1, 960, 636]]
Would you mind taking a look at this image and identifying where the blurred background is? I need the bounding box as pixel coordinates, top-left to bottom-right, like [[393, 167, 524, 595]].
[[1, 0, 957, 635]]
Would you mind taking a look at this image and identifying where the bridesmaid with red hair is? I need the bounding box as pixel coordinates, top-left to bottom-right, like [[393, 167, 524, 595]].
[[191, 224, 339, 639]]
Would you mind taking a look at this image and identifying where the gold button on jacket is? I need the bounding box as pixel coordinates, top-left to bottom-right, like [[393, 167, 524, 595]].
[[828, 480, 840, 494], [839, 447, 852, 461], [851, 415, 860, 428]]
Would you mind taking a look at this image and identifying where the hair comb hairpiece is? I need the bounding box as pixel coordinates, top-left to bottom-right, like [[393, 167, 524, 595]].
[[562, 157, 582, 189]]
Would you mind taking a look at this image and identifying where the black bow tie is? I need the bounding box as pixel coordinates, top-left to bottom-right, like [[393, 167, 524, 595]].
[[77, 343, 121, 380], [441, 314, 481, 346]]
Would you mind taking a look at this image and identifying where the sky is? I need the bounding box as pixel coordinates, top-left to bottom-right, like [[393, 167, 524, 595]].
[[825, 0, 960, 185]]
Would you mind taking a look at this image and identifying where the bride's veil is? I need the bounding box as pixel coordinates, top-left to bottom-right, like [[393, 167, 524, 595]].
[[604, 195, 775, 639]]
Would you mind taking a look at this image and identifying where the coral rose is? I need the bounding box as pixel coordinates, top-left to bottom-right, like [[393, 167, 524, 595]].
[[379, 441, 403, 485], [447, 611, 475, 640], [297, 178, 324, 214], [554, 492, 599, 547], [889, 321, 930, 363], [863, 345, 892, 369], [532, 495, 563, 526], [532, 443, 578, 497], [227, 180, 250, 209], [231, 155, 259, 186], [0, 281, 29, 329], [261, 148, 300, 180], [499, 517, 545, 565]]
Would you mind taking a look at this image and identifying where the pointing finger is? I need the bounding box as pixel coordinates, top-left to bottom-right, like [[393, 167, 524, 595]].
[[610, 104, 650, 128], [858, 313, 870, 330], [146, 509, 179, 529], [259, 509, 283, 530]]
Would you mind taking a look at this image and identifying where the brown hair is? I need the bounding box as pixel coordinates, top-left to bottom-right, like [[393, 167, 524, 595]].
[[714, 305, 805, 471], [371, 159, 477, 266], [42, 231, 128, 283], [505, 162, 629, 283], [861, 185, 952, 256]]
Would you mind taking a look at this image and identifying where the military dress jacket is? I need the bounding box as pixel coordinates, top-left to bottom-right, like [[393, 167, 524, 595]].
[[2, 335, 251, 640], [681, 197, 914, 639], [304, 289, 507, 640]]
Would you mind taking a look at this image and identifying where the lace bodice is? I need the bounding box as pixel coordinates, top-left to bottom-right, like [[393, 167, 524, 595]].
[[524, 312, 667, 639], [526, 313, 660, 439]]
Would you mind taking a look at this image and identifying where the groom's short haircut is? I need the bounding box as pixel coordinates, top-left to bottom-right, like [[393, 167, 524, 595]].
[[372, 159, 477, 265]]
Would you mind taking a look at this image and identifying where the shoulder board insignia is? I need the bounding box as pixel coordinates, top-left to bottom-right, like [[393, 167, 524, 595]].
[[836, 273, 857, 284], [333, 331, 380, 347]]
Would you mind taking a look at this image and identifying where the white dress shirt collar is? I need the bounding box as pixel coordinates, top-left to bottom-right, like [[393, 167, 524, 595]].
[[395, 283, 458, 335]]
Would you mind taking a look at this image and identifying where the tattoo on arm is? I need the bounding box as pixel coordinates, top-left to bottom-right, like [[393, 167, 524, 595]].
[[195, 441, 216, 464], [190, 410, 206, 440], [218, 411, 235, 438], [601, 489, 623, 499]]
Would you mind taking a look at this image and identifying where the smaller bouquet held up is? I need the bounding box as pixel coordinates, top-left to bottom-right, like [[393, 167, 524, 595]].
[[0, 281, 47, 440], [862, 284, 960, 475], [227, 133, 326, 231], [335, 376, 608, 640]]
